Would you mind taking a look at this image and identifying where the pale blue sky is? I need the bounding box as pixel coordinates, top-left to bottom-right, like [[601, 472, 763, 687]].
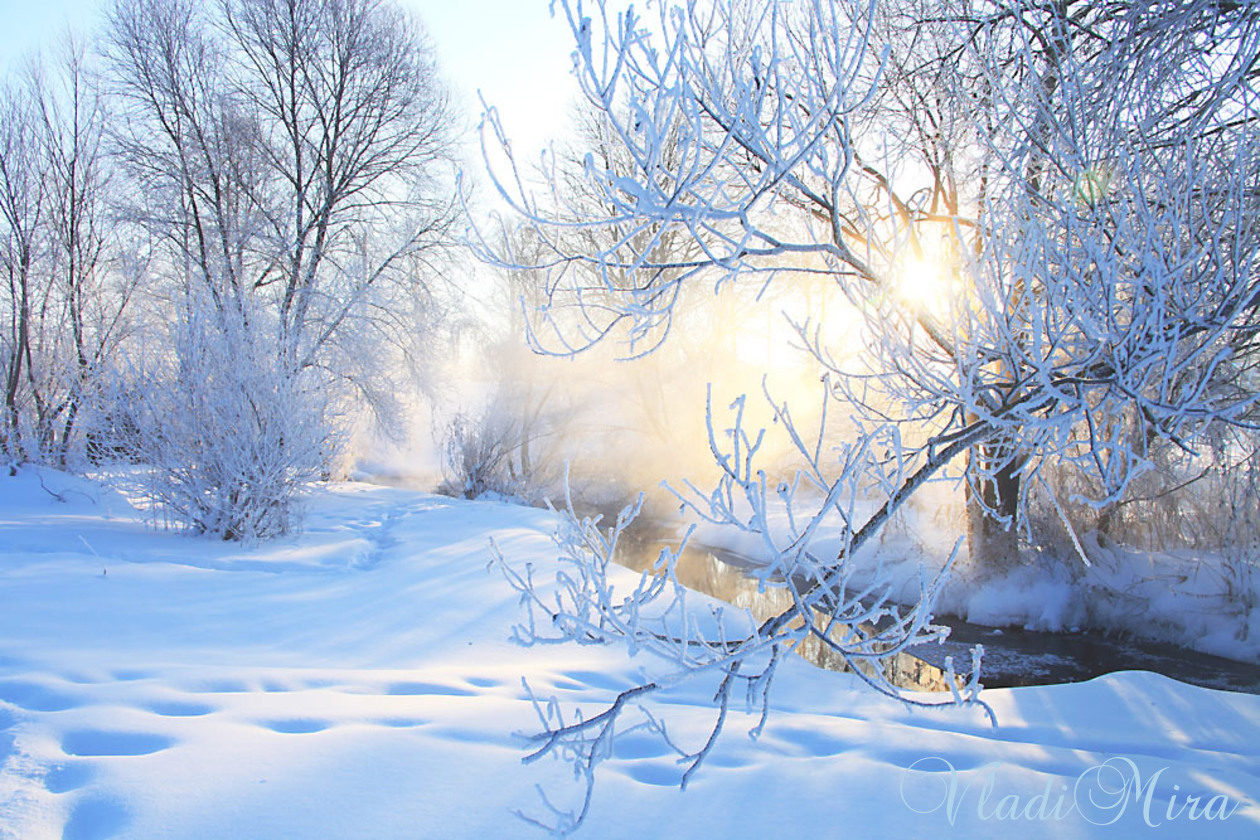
[[0, 0, 580, 154]]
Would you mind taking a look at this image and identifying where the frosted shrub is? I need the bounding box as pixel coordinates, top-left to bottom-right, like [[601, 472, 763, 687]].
[[125, 312, 324, 540], [437, 388, 561, 503], [437, 409, 528, 501]]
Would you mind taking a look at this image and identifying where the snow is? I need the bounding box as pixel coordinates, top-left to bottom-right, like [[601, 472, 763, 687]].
[[2, 467, 1259, 838], [688, 492, 1260, 664]]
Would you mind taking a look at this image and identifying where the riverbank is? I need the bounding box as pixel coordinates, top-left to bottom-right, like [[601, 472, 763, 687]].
[[1, 468, 1258, 838]]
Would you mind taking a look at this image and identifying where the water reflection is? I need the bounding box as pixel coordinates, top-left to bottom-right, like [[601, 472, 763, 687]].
[[613, 530, 961, 693], [612, 528, 1260, 695]]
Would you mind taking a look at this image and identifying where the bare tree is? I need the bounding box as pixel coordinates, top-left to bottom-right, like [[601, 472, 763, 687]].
[[100, 0, 457, 534], [32, 37, 133, 465], [0, 80, 45, 469], [0, 39, 132, 471], [218, 0, 457, 379], [103, 0, 455, 396], [476, 0, 1259, 829], [105, 0, 257, 319]]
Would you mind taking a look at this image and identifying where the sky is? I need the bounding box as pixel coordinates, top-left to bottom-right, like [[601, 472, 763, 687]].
[[0, 0, 581, 159]]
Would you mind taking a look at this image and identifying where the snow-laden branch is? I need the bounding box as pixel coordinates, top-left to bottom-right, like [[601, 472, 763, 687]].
[[494, 391, 991, 833], [477, 0, 1259, 832]]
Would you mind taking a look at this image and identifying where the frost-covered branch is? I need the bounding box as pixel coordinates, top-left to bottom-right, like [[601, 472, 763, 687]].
[[493, 393, 990, 832], [479, 0, 1258, 832]]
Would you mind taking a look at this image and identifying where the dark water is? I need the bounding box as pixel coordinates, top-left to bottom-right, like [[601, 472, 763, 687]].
[[911, 616, 1260, 694], [614, 529, 1260, 695]]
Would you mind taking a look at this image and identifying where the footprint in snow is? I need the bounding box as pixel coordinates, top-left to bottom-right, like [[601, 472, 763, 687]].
[[766, 724, 853, 758], [292, 678, 339, 691], [623, 762, 681, 788], [62, 794, 129, 840], [44, 762, 95, 794], [612, 731, 676, 761], [61, 730, 174, 757], [146, 700, 214, 717], [260, 718, 330, 734], [0, 679, 80, 712], [109, 669, 153, 682], [373, 718, 427, 729], [187, 679, 252, 694], [386, 682, 476, 697]]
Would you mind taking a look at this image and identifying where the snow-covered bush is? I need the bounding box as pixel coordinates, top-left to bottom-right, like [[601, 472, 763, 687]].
[[1027, 425, 1260, 556], [437, 402, 550, 503], [1026, 430, 1260, 632], [118, 308, 325, 540]]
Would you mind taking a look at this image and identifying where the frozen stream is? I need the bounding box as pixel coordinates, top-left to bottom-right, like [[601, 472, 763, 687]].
[[361, 475, 1257, 694], [613, 525, 1260, 696]]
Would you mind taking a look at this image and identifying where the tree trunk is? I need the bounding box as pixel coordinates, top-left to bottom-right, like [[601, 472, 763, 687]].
[[966, 443, 1021, 573]]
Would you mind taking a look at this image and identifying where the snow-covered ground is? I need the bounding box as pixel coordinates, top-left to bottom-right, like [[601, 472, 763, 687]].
[[1, 468, 1257, 838]]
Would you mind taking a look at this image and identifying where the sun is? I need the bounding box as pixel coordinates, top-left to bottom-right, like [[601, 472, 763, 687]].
[[896, 255, 945, 304], [893, 244, 961, 319]]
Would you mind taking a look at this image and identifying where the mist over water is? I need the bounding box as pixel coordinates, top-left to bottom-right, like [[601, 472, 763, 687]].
[[419, 272, 874, 519]]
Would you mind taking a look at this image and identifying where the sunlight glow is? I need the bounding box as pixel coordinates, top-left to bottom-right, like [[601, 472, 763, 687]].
[[893, 240, 962, 319]]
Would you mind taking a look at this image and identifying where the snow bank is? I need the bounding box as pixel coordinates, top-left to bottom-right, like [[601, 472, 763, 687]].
[[689, 493, 1260, 664], [1, 469, 1257, 838]]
